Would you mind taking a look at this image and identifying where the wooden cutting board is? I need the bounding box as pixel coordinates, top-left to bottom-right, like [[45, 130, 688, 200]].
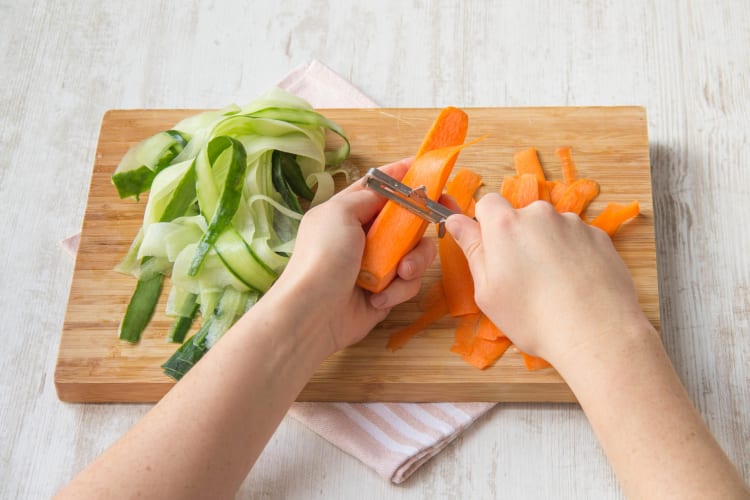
[[55, 107, 658, 403]]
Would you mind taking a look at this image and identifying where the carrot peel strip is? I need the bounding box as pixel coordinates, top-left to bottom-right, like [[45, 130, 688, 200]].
[[521, 352, 552, 371], [513, 147, 545, 182], [512, 173, 541, 208], [556, 146, 577, 184], [476, 313, 506, 340], [590, 201, 640, 236], [387, 290, 448, 351], [462, 337, 513, 370], [449, 313, 481, 356], [440, 168, 483, 317], [554, 179, 600, 215]]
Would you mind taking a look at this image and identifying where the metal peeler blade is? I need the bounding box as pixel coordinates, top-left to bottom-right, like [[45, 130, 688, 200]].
[[362, 168, 457, 237]]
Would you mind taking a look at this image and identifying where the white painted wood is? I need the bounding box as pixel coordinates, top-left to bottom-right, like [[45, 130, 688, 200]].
[[1, 0, 747, 498]]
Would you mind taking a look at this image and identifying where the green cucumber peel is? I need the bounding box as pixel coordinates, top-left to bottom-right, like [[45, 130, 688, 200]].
[[167, 301, 199, 344], [112, 130, 190, 200], [112, 88, 350, 372], [278, 151, 315, 201], [271, 151, 303, 213], [248, 107, 350, 165], [189, 136, 248, 276], [118, 273, 164, 343]]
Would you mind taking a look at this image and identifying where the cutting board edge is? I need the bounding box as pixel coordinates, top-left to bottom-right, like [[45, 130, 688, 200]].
[[53, 379, 577, 404]]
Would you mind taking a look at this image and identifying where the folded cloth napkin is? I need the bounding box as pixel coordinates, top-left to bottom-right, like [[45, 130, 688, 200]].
[[62, 60, 497, 484]]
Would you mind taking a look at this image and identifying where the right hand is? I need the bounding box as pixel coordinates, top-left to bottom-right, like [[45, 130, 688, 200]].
[[445, 193, 650, 364]]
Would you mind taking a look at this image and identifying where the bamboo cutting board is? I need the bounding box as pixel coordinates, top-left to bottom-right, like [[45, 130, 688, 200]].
[[56, 107, 657, 403]]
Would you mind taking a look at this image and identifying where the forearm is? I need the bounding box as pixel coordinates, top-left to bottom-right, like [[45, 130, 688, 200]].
[[555, 323, 749, 499], [57, 287, 331, 499]]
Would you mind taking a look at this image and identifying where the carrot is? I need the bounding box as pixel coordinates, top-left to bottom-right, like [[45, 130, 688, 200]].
[[501, 175, 519, 202], [419, 280, 446, 310], [445, 168, 483, 212], [358, 140, 479, 293], [590, 201, 640, 236], [521, 353, 552, 371], [538, 178, 551, 203], [554, 179, 599, 215], [440, 168, 483, 317], [556, 146, 577, 184], [476, 313, 506, 341], [513, 147, 545, 182], [387, 287, 448, 351], [440, 231, 479, 317], [416, 107, 469, 157], [462, 337, 513, 370], [449, 313, 481, 356], [548, 181, 567, 205], [512, 173, 540, 208]]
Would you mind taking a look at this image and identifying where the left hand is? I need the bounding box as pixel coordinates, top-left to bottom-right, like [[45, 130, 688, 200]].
[[266, 158, 437, 354]]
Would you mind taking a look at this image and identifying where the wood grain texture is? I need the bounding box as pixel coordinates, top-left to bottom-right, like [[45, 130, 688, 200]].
[[56, 106, 656, 403], [2, 0, 748, 498]]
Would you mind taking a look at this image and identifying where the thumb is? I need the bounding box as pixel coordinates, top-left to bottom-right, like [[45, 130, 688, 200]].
[[445, 214, 484, 265]]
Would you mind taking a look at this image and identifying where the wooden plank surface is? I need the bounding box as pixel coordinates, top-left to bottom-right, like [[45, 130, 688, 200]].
[[55, 106, 656, 402]]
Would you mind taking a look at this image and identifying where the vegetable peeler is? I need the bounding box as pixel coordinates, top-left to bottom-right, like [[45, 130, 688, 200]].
[[362, 168, 457, 237]]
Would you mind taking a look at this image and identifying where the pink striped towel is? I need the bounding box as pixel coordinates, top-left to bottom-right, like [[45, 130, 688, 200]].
[[62, 60, 497, 483]]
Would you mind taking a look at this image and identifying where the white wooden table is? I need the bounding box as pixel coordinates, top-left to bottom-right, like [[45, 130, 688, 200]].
[[1, 1, 748, 498]]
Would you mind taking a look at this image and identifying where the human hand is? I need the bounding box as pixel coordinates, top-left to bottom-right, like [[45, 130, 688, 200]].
[[266, 158, 437, 355], [445, 193, 649, 364]]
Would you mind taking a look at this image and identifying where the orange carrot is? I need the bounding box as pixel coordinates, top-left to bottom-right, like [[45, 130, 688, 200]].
[[387, 288, 448, 351], [538, 178, 551, 203], [440, 234, 479, 316], [501, 175, 519, 202], [548, 181, 566, 205], [419, 280, 445, 310], [440, 169, 483, 317], [449, 313, 481, 356], [476, 313, 506, 341], [358, 140, 479, 293], [521, 353, 552, 371], [416, 107, 469, 157], [445, 168, 483, 212], [590, 201, 640, 236], [554, 179, 600, 215], [513, 147, 545, 182], [462, 337, 513, 370], [466, 198, 476, 217], [512, 173, 540, 208], [556, 146, 577, 184]]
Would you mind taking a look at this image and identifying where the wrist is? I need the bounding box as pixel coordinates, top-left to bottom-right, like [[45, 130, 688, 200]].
[[244, 278, 338, 364], [550, 315, 659, 380]]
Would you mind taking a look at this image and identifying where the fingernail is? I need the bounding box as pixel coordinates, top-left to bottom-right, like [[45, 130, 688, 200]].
[[370, 293, 388, 309]]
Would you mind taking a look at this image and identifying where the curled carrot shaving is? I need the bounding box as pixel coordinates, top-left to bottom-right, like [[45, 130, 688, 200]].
[[512, 173, 541, 208], [554, 179, 600, 215], [440, 168, 483, 317], [521, 353, 552, 371], [387, 287, 448, 351], [513, 147, 545, 182], [556, 146, 577, 184], [501, 176, 519, 202], [449, 313, 480, 356], [463, 337, 513, 370], [416, 107, 469, 158], [476, 314, 506, 341], [548, 181, 566, 205], [590, 201, 640, 236]]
